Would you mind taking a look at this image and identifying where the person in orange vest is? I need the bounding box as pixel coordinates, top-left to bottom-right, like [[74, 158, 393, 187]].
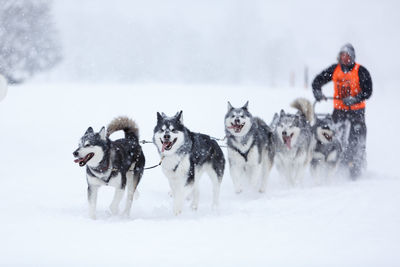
[[312, 43, 372, 178]]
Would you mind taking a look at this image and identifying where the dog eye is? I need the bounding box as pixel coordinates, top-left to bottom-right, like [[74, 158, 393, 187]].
[[84, 144, 90, 148], [240, 115, 244, 118], [171, 129, 177, 133]]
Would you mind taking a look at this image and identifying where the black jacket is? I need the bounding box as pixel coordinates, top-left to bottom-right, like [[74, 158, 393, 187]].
[[312, 63, 373, 104]]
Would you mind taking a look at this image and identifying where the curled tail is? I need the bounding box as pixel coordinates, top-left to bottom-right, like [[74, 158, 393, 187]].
[[107, 116, 139, 139], [291, 98, 314, 124]]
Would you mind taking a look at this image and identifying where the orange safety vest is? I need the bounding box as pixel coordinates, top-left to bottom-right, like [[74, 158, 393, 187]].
[[332, 63, 366, 110]]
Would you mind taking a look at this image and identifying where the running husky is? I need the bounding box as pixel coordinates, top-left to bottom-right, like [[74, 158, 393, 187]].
[[224, 101, 275, 193], [310, 114, 343, 182], [153, 111, 225, 215], [272, 98, 314, 186], [73, 117, 145, 219]]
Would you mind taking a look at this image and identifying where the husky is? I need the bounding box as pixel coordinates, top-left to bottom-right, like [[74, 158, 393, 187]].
[[224, 101, 274, 193], [272, 98, 314, 186], [310, 114, 343, 182], [153, 111, 225, 215], [73, 116, 145, 219]]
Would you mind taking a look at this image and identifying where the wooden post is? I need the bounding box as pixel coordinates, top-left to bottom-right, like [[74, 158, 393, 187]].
[[304, 66, 309, 89]]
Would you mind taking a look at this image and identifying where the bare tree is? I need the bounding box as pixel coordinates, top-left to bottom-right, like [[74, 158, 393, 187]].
[[0, 0, 61, 84]]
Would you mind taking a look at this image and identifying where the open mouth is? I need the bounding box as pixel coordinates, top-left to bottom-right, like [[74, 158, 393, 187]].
[[74, 153, 94, 167], [282, 133, 294, 149], [228, 122, 245, 133], [161, 138, 177, 152], [323, 132, 332, 142]]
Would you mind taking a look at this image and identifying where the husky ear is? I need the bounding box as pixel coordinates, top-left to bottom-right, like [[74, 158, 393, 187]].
[[99, 127, 106, 140], [280, 109, 285, 116], [85, 127, 93, 135], [157, 112, 163, 122], [176, 110, 183, 124], [270, 113, 279, 130], [227, 101, 233, 111], [243, 101, 249, 110]]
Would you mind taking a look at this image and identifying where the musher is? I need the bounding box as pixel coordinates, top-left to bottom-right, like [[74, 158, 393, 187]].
[[312, 43, 372, 178]]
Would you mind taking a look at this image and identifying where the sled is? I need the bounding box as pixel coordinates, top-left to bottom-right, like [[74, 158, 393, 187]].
[[313, 96, 366, 178], [313, 96, 334, 118]]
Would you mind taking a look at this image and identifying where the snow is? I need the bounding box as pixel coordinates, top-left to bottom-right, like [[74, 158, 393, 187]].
[[0, 74, 7, 102], [0, 83, 399, 266]]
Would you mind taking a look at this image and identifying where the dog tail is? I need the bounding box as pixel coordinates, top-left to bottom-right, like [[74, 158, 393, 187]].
[[107, 116, 139, 139], [291, 98, 314, 124]]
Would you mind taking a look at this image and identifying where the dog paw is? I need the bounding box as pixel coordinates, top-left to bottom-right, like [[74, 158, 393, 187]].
[[173, 208, 182, 216], [122, 210, 131, 218], [109, 206, 119, 215], [191, 204, 198, 211], [211, 204, 220, 214], [235, 189, 243, 194], [258, 188, 266, 193]]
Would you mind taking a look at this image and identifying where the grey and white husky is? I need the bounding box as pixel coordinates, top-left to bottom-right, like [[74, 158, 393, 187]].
[[271, 98, 314, 186], [73, 116, 145, 219], [153, 111, 225, 215], [224, 101, 275, 193], [310, 114, 343, 182]]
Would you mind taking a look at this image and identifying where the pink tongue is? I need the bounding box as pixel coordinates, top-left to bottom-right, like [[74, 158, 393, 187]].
[[74, 158, 83, 163], [162, 142, 169, 152], [283, 137, 291, 149]]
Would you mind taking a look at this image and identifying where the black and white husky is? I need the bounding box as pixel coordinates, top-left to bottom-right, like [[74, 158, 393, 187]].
[[310, 114, 343, 182], [224, 101, 275, 193], [153, 111, 225, 215], [272, 98, 314, 186], [73, 117, 145, 219]]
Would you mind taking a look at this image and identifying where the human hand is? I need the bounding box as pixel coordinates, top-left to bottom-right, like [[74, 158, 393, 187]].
[[343, 96, 357, 106], [314, 90, 326, 101]]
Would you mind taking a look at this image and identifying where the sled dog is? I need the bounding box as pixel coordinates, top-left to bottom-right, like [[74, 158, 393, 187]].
[[272, 98, 314, 185], [73, 116, 145, 219], [224, 101, 274, 193], [153, 111, 225, 215], [310, 114, 343, 182]]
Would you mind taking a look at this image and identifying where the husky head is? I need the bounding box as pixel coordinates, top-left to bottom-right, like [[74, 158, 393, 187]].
[[225, 101, 253, 137], [275, 109, 304, 150], [153, 111, 186, 155], [73, 127, 107, 167], [315, 114, 336, 144]]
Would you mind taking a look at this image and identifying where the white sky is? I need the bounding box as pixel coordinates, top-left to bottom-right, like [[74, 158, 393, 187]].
[[49, 0, 400, 89]]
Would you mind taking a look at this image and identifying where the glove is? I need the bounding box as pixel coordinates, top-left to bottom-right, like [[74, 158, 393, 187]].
[[314, 90, 326, 101], [343, 96, 358, 106]]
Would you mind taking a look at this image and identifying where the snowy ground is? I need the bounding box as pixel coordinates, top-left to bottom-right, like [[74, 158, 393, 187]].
[[0, 83, 399, 266]]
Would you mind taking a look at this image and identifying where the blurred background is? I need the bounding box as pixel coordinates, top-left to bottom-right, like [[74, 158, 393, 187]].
[[0, 0, 399, 90]]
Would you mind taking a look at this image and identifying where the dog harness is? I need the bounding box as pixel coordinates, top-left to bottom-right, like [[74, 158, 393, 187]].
[[230, 139, 256, 162]]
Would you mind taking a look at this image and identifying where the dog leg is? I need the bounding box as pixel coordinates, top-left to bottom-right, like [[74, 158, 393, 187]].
[[124, 173, 140, 217], [88, 185, 99, 219], [230, 165, 243, 194], [110, 188, 124, 215], [172, 183, 184, 216], [259, 161, 272, 193], [191, 180, 199, 211], [209, 171, 221, 208]]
